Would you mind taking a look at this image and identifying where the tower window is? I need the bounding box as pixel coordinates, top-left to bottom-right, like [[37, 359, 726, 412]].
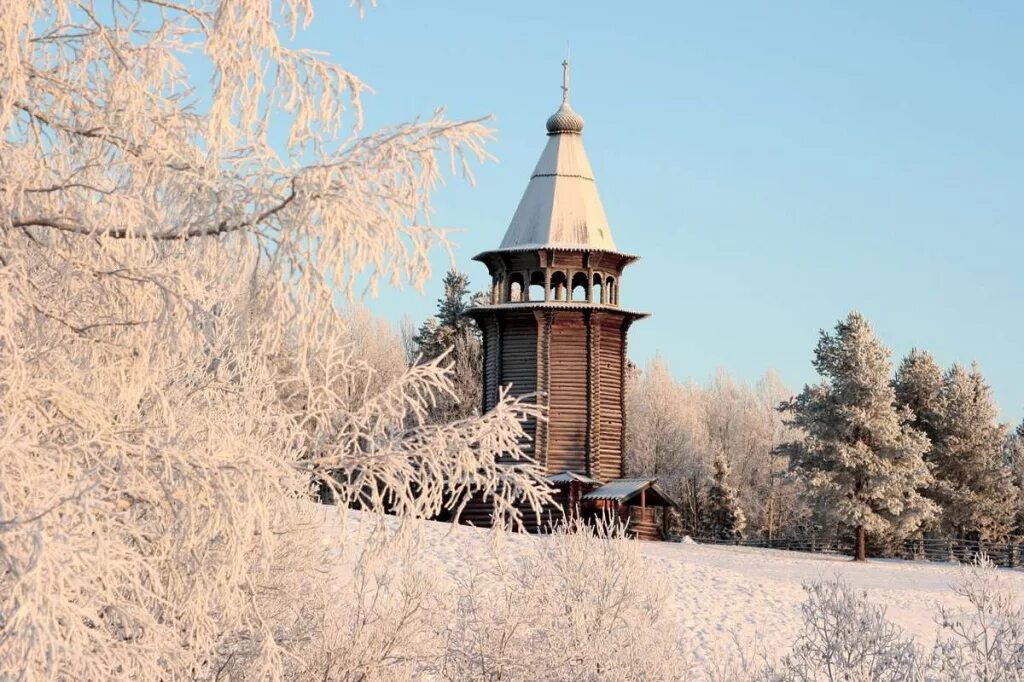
[[508, 272, 525, 302], [550, 271, 568, 301], [592, 273, 604, 304], [528, 270, 546, 302], [571, 272, 588, 302]]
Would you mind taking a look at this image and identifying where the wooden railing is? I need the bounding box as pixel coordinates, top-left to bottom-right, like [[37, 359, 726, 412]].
[[622, 506, 660, 541], [684, 535, 1024, 568]]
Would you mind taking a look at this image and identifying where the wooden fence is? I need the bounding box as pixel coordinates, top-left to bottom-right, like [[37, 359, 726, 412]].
[[683, 535, 1024, 568]]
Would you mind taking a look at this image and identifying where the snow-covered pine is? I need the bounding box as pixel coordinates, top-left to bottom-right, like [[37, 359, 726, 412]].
[[1006, 421, 1024, 538], [894, 347, 944, 447], [928, 364, 1016, 542], [778, 312, 936, 560], [702, 455, 747, 541], [0, 2, 551, 679]]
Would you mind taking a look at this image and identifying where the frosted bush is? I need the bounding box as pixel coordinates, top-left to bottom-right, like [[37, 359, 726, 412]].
[[762, 577, 923, 682], [754, 562, 1024, 682], [436, 520, 686, 682], [928, 558, 1024, 682]]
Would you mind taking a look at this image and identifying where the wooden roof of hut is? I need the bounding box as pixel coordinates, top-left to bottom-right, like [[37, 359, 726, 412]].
[[582, 478, 678, 508]]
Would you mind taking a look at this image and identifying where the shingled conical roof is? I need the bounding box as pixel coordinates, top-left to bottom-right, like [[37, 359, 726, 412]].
[[496, 62, 617, 252]]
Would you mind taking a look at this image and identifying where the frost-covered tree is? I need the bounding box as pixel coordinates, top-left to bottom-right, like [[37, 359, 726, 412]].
[[414, 268, 483, 421], [0, 2, 549, 678], [1005, 421, 1024, 538], [896, 353, 1015, 542], [894, 348, 944, 447], [928, 364, 1015, 542], [625, 354, 707, 533], [720, 369, 805, 540], [702, 456, 747, 541], [626, 358, 806, 538], [778, 312, 936, 561]]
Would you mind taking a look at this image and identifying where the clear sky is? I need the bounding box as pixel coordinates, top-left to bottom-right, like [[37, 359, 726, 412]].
[[294, 2, 1023, 423]]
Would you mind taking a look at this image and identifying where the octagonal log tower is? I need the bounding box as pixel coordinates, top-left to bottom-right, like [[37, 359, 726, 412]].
[[463, 62, 668, 537], [468, 248, 646, 481]]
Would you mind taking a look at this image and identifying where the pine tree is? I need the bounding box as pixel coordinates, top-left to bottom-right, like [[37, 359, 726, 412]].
[[928, 364, 1015, 542], [414, 269, 475, 357], [414, 269, 483, 421], [893, 348, 944, 446], [702, 456, 747, 541], [1005, 421, 1024, 538], [778, 312, 936, 561]]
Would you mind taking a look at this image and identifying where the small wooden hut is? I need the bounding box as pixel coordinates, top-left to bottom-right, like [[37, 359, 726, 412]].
[[463, 62, 677, 540]]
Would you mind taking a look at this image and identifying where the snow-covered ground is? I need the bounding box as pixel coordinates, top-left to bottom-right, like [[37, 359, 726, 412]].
[[324, 508, 1024, 663], [639, 539, 1016, 662]]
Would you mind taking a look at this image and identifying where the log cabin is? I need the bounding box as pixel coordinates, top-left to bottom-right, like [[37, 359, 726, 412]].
[[463, 61, 677, 540]]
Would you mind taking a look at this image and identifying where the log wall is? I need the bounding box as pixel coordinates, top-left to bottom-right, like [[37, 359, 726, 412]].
[[547, 313, 589, 473], [481, 316, 501, 413], [596, 314, 627, 480], [498, 312, 538, 460]]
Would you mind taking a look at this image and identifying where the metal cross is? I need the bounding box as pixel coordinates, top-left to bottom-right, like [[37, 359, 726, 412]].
[[561, 58, 570, 104]]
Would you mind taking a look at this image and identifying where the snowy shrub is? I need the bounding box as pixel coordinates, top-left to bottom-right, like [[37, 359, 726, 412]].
[[763, 577, 923, 682], [754, 564, 1024, 681], [436, 520, 686, 682], [927, 558, 1024, 681], [284, 520, 443, 682], [702, 631, 767, 682]]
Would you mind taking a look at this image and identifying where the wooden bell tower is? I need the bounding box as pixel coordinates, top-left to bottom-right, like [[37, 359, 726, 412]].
[[466, 60, 648, 495]]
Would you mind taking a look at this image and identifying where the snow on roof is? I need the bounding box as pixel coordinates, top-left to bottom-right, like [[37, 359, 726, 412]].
[[545, 471, 601, 485], [498, 102, 617, 252], [582, 478, 678, 507], [465, 301, 649, 319]]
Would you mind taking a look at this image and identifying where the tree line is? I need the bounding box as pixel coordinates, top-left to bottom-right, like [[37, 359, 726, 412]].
[[628, 311, 1024, 561]]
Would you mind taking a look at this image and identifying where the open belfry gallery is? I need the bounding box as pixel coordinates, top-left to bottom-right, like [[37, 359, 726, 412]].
[[463, 63, 677, 540]]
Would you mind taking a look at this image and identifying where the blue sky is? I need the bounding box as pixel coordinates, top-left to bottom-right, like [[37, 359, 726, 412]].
[[293, 2, 1023, 422]]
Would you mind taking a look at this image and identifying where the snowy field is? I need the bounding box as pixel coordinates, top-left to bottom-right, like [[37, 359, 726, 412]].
[[324, 508, 1024, 664], [639, 539, 1016, 663]]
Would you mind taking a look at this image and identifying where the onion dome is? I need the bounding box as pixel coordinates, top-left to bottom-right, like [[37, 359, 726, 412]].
[[546, 102, 585, 135]]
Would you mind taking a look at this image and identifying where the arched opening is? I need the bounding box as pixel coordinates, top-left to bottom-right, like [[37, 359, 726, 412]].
[[592, 273, 604, 304], [528, 270, 546, 302], [550, 271, 568, 301], [508, 272, 525, 302], [571, 272, 588, 302], [605, 276, 616, 305]]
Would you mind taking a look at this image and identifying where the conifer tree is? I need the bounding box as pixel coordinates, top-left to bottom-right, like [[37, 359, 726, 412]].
[[778, 312, 935, 561], [894, 348, 944, 447], [1005, 421, 1024, 538], [414, 269, 483, 421], [928, 364, 1015, 542], [702, 456, 747, 541]]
